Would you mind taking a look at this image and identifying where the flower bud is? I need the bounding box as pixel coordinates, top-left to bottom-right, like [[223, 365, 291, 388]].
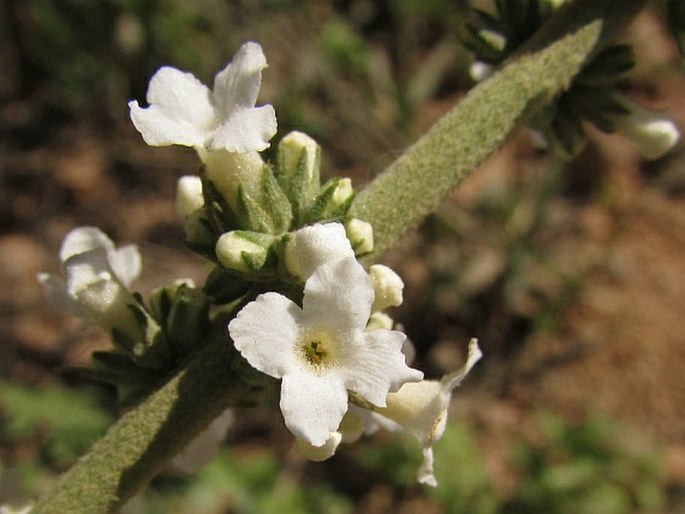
[[612, 96, 680, 160], [306, 177, 356, 222], [175, 175, 204, 219], [277, 131, 320, 186], [282, 222, 355, 281], [216, 230, 275, 274], [369, 264, 404, 312], [345, 218, 374, 255], [366, 312, 394, 331], [277, 131, 322, 222], [331, 177, 354, 207]]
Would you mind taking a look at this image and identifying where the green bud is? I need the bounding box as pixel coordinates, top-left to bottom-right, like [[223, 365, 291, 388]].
[[216, 230, 276, 275]]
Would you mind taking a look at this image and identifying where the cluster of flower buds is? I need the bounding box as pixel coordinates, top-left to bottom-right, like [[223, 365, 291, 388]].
[[39, 41, 480, 486], [463, 0, 680, 159]]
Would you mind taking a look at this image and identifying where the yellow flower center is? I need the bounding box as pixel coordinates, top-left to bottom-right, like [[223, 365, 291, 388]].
[[299, 330, 337, 369]]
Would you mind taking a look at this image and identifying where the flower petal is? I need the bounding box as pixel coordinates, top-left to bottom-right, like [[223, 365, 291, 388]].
[[302, 257, 373, 331], [109, 244, 142, 288], [59, 226, 115, 263], [212, 41, 268, 116], [280, 372, 348, 446], [209, 105, 277, 153], [37, 272, 85, 317], [229, 292, 302, 378], [129, 66, 215, 147], [284, 223, 356, 281], [340, 329, 423, 406]]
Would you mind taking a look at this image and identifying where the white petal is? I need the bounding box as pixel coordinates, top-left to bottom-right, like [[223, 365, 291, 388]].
[[37, 272, 85, 316], [63, 248, 140, 334], [302, 257, 373, 331], [129, 66, 215, 147], [59, 226, 115, 263], [212, 41, 268, 116], [295, 431, 342, 462], [208, 105, 277, 153], [339, 329, 423, 406], [280, 372, 348, 446], [229, 292, 302, 378], [109, 244, 142, 288], [284, 223, 355, 281], [417, 447, 438, 487]]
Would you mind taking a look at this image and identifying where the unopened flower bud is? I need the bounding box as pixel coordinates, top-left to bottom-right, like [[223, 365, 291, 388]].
[[278, 131, 320, 185], [345, 218, 373, 255], [612, 96, 680, 160], [331, 177, 354, 207], [216, 231, 275, 274], [175, 175, 204, 219], [282, 222, 355, 281], [369, 264, 404, 312], [366, 312, 394, 331]]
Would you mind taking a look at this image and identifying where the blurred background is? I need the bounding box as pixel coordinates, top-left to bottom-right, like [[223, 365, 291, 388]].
[[1, 0, 685, 512]]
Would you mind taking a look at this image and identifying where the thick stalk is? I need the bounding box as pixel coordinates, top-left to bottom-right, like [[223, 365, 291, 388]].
[[31, 336, 263, 513], [32, 1, 647, 511], [352, 0, 648, 258]]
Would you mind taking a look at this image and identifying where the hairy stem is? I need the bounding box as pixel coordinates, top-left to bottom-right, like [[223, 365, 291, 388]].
[[352, 0, 647, 258]]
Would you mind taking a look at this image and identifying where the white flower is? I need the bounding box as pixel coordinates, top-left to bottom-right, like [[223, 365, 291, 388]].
[[37, 227, 142, 338], [171, 408, 234, 474], [129, 41, 277, 154], [283, 222, 356, 281], [612, 95, 680, 160], [229, 257, 423, 447], [372, 339, 482, 486]]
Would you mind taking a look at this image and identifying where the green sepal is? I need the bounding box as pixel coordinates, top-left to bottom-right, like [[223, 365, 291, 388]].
[[261, 164, 293, 233], [84, 351, 166, 407], [574, 44, 635, 88], [235, 183, 273, 233], [204, 266, 251, 304], [109, 300, 172, 370], [200, 173, 240, 235], [304, 177, 356, 224], [183, 212, 218, 261], [164, 285, 211, 360]]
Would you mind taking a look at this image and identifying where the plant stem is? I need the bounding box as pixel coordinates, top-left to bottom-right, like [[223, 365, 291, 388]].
[[352, 0, 647, 258]]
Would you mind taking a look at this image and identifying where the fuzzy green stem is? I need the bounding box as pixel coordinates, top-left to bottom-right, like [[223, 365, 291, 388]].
[[352, 0, 647, 258], [31, 336, 263, 513], [32, 1, 646, 511]]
